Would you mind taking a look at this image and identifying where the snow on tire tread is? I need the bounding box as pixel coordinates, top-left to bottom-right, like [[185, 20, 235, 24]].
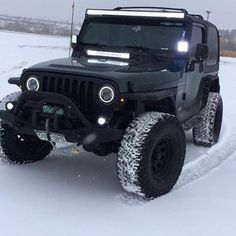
[[117, 112, 169, 197], [193, 92, 222, 146]]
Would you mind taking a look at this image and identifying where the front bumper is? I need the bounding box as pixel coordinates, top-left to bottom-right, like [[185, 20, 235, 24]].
[[0, 91, 123, 145]]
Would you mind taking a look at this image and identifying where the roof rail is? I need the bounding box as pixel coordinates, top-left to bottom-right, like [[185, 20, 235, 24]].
[[114, 6, 188, 15], [190, 14, 204, 20]]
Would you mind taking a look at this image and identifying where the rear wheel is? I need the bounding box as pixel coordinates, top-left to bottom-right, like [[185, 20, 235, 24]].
[[0, 92, 53, 164], [193, 92, 223, 147], [117, 112, 186, 198]]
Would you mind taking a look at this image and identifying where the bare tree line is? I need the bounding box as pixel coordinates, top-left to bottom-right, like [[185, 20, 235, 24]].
[[219, 29, 236, 57], [0, 15, 80, 36], [220, 29, 236, 50]]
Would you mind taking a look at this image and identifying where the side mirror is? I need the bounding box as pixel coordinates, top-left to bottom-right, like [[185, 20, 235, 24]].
[[195, 43, 209, 60], [71, 34, 78, 48]]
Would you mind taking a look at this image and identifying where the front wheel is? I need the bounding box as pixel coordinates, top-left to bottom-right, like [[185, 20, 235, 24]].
[[117, 112, 186, 199], [0, 92, 53, 164]]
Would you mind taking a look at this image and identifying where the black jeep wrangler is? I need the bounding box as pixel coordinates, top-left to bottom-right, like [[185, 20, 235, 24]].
[[0, 7, 223, 198]]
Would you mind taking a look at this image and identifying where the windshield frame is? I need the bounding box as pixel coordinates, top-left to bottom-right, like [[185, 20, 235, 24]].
[[76, 16, 189, 56]]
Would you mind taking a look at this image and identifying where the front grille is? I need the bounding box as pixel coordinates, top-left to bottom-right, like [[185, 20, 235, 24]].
[[41, 75, 95, 111], [23, 71, 118, 123]]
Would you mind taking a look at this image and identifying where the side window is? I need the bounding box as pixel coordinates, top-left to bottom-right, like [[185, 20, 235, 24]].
[[190, 26, 203, 57], [207, 27, 219, 65]]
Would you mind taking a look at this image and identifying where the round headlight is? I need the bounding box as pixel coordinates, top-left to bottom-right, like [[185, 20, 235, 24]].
[[99, 85, 115, 104], [26, 77, 40, 91]]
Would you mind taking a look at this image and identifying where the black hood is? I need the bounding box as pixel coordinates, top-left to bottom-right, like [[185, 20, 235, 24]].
[[26, 56, 183, 93]]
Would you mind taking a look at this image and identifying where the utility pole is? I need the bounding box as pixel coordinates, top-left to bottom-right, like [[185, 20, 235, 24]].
[[206, 10, 211, 21], [69, 2, 75, 57]]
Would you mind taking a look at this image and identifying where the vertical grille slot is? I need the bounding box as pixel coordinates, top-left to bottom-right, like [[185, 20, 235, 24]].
[[79, 81, 86, 109], [49, 77, 55, 92], [42, 76, 48, 91], [88, 82, 94, 108], [64, 79, 70, 96], [69, 79, 74, 97], [57, 78, 62, 93], [47, 77, 51, 92], [61, 78, 66, 94], [72, 80, 78, 100]]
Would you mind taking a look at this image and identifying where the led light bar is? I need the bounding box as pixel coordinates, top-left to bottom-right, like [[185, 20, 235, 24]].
[[87, 9, 185, 19], [88, 59, 129, 66], [87, 50, 130, 59]]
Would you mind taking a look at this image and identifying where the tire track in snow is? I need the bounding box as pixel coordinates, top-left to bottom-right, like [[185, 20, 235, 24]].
[[11, 61, 28, 70], [174, 118, 235, 190], [0, 61, 28, 77], [18, 45, 68, 51]]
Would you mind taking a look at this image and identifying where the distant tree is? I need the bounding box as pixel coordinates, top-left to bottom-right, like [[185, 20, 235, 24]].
[[0, 14, 81, 37]]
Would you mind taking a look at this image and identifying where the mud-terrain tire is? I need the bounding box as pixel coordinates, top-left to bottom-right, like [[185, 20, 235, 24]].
[[0, 92, 53, 164], [193, 92, 223, 147], [117, 112, 186, 199]]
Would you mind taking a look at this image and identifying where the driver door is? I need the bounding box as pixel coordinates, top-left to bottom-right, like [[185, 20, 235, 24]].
[[183, 25, 205, 118]]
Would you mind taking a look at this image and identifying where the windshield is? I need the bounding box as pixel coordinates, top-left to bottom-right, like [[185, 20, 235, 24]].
[[78, 18, 186, 53]]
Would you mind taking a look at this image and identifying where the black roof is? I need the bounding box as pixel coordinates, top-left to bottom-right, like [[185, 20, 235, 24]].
[[86, 7, 218, 30], [188, 14, 217, 29], [113, 7, 217, 29]]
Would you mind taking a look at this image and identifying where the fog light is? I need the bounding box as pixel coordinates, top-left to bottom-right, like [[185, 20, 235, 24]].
[[6, 102, 14, 111], [98, 116, 107, 126]]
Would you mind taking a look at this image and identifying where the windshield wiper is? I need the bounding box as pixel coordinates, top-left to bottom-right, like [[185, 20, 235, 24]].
[[79, 42, 109, 50], [123, 46, 160, 63]]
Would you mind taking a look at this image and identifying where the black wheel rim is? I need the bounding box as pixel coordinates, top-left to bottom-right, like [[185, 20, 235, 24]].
[[151, 138, 173, 180]]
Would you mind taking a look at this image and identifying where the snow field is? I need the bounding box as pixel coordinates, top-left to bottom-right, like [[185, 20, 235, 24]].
[[0, 31, 236, 236]]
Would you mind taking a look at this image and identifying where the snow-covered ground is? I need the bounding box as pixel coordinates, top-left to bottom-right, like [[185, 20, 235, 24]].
[[0, 31, 236, 236]]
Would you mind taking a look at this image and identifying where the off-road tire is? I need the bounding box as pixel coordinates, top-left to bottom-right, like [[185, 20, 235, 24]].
[[193, 92, 223, 147], [0, 92, 53, 164], [117, 112, 186, 199]]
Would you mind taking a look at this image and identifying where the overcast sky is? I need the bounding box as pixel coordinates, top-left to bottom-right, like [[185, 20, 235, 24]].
[[0, 0, 235, 29]]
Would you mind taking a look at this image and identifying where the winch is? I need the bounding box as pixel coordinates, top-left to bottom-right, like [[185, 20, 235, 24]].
[[43, 105, 64, 116]]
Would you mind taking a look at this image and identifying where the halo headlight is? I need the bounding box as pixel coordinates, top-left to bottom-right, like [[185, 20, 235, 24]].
[[99, 85, 115, 104], [26, 76, 40, 91]]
